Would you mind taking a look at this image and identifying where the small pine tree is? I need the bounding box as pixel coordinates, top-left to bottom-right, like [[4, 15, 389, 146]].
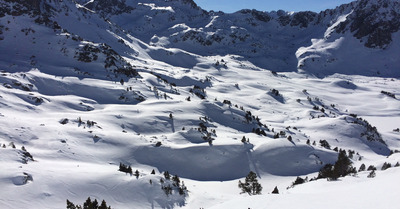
[[67, 197, 112, 209], [92, 199, 99, 209], [151, 169, 156, 174], [178, 187, 185, 195], [359, 163, 366, 172], [238, 171, 262, 195], [367, 170, 376, 178], [119, 163, 124, 172], [172, 175, 180, 187], [381, 162, 392, 170], [318, 164, 334, 179], [98, 200, 108, 209], [134, 170, 140, 178], [332, 150, 354, 178], [319, 140, 331, 149], [178, 181, 188, 196], [66, 199, 76, 209], [317, 150, 356, 180], [241, 136, 247, 143], [162, 185, 172, 196], [164, 171, 170, 180], [271, 186, 279, 194], [292, 176, 305, 186], [348, 150, 354, 159], [83, 197, 93, 209]]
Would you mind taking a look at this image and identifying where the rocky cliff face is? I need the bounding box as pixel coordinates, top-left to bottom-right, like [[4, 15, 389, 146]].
[[335, 0, 400, 49], [0, 0, 42, 16]]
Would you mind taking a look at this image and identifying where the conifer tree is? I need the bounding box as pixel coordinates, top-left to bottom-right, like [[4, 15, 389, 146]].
[[367, 170, 376, 178], [92, 199, 99, 209], [241, 136, 247, 143], [83, 197, 93, 209], [128, 166, 133, 174], [318, 164, 334, 179], [66, 197, 112, 209], [292, 176, 305, 186], [359, 163, 366, 172], [99, 200, 110, 209], [271, 186, 279, 194], [172, 175, 180, 187], [381, 162, 392, 170], [179, 181, 188, 196], [238, 171, 262, 195], [66, 199, 76, 209], [332, 149, 354, 178], [318, 150, 355, 180], [164, 171, 170, 180]]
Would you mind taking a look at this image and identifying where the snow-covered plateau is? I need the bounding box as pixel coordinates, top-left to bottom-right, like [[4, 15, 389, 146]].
[[0, 0, 399, 208]]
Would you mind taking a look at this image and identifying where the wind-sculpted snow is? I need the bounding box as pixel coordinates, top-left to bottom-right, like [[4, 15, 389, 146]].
[[254, 144, 338, 176], [132, 145, 251, 181], [0, 0, 399, 208]]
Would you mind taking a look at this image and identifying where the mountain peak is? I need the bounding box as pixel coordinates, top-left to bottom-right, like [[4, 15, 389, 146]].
[[335, 0, 400, 48], [178, 0, 198, 8]]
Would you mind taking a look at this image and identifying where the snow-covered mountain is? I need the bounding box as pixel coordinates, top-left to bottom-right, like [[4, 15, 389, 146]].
[[81, 0, 400, 76], [0, 0, 399, 208]]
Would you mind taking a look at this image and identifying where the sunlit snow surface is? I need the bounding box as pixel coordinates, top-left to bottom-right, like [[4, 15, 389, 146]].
[[0, 0, 399, 208]]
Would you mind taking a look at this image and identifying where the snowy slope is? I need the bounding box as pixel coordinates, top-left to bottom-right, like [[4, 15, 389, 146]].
[[96, 0, 400, 76], [0, 0, 400, 208], [297, 0, 400, 77]]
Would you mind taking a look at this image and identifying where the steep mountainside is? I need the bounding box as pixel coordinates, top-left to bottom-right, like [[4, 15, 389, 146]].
[[0, 0, 399, 209], [89, 0, 400, 76], [1, 0, 399, 75]]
